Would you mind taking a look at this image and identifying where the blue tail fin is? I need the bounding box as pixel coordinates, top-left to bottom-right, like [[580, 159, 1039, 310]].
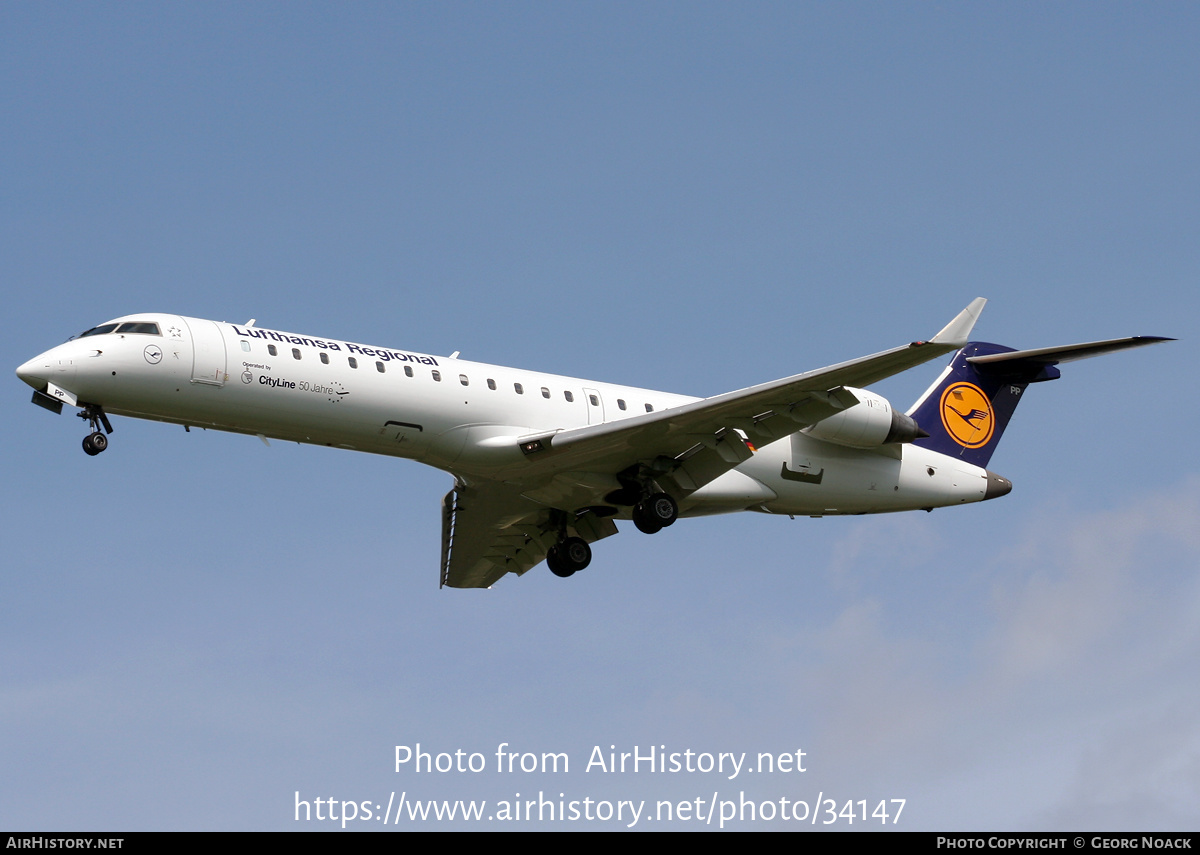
[[908, 336, 1171, 467], [908, 341, 1059, 468]]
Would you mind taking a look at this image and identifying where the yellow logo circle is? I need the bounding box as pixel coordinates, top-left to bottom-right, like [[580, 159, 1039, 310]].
[[939, 382, 994, 448]]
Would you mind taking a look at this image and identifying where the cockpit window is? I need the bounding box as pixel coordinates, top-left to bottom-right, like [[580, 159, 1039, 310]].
[[115, 322, 160, 335], [76, 321, 161, 340]]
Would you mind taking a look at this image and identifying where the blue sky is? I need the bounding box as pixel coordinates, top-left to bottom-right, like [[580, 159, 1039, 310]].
[[3, 3, 1197, 830]]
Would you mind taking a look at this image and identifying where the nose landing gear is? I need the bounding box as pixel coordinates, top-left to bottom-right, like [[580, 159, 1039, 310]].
[[82, 432, 108, 456], [77, 404, 113, 456]]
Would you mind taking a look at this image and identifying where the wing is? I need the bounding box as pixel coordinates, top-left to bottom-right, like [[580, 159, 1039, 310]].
[[439, 299, 986, 587], [495, 298, 987, 491], [440, 482, 618, 588]]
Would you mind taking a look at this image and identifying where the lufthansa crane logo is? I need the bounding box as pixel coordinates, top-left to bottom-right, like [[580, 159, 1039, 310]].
[[939, 382, 994, 448]]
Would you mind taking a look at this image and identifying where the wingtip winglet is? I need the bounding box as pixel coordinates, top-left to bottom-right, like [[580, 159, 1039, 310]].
[[930, 297, 987, 347]]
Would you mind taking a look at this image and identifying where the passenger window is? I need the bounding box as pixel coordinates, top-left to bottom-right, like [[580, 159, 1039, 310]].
[[618, 399, 626, 411], [514, 383, 524, 395], [348, 357, 358, 369], [404, 366, 413, 377], [240, 341, 250, 352], [319, 353, 329, 364], [459, 374, 469, 386], [589, 394, 599, 406], [292, 348, 301, 360], [268, 345, 278, 356], [541, 387, 550, 399], [564, 391, 574, 402], [432, 370, 441, 382], [645, 403, 654, 412], [376, 361, 385, 373], [487, 379, 496, 390]]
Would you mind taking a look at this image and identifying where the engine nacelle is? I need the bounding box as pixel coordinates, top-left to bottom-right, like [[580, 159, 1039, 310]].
[[801, 387, 925, 448]]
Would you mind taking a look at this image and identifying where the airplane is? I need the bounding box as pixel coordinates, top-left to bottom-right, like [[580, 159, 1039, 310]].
[[15, 299, 1169, 588]]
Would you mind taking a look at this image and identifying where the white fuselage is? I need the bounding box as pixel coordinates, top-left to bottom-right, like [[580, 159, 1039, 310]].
[[17, 313, 992, 519]]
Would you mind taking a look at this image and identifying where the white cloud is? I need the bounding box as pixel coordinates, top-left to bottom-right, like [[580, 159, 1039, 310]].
[[761, 478, 1200, 829]]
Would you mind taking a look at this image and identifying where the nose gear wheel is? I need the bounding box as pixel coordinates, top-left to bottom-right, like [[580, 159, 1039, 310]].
[[77, 405, 113, 455]]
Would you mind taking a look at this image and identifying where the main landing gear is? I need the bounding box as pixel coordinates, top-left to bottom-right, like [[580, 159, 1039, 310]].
[[545, 536, 591, 578], [78, 404, 113, 456], [632, 492, 678, 534], [541, 496, 670, 580]]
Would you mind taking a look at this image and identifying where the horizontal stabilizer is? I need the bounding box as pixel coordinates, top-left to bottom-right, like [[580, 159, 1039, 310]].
[[911, 335, 1172, 467], [968, 336, 1174, 372]]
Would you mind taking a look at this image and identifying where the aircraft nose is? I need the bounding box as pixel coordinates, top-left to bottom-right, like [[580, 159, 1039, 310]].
[[983, 470, 1013, 500], [16, 355, 49, 390]]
